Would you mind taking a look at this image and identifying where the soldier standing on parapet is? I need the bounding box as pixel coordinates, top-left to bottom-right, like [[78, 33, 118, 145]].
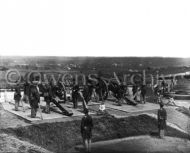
[[22, 80, 30, 104], [96, 76, 104, 102], [72, 85, 79, 109], [134, 86, 142, 103], [14, 84, 21, 111], [29, 78, 40, 118], [157, 102, 167, 138], [43, 83, 52, 114], [141, 84, 146, 104], [81, 108, 93, 153], [96, 76, 107, 114]]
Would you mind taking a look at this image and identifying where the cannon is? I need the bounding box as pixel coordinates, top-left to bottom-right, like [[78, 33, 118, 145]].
[[39, 81, 73, 116], [81, 77, 109, 103], [107, 80, 137, 106]]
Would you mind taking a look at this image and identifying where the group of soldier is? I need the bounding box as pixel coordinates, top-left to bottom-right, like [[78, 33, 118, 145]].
[[14, 79, 43, 118], [11, 77, 169, 153], [12, 75, 104, 118], [13, 75, 149, 118]]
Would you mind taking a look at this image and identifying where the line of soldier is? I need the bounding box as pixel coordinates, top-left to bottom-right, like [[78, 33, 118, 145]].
[[14, 75, 149, 118], [13, 77, 100, 118], [13, 78, 64, 118]]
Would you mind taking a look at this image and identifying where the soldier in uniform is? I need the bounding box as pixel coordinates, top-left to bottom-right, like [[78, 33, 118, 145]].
[[157, 102, 167, 138], [14, 84, 22, 111], [72, 85, 79, 109], [29, 79, 40, 118], [134, 86, 141, 103], [96, 77, 104, 102], [57, 80, 66, 102], [81, 109, 93, 153], [132, 85, 137, 96], [43, 83, 52, 114], [141, 84, 146, 103], [50, 79, 57, 98], [22, 80, 30, 104]]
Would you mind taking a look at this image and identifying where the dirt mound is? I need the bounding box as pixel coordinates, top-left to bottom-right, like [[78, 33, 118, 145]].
[[2, 114, 189, 153], [0, 133, 53, 153], [74, 136, 190, 153]]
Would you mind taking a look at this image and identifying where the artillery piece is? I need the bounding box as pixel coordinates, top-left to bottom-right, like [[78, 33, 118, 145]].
[[39, 81, 73, 116], [106, 78, 137, 106]]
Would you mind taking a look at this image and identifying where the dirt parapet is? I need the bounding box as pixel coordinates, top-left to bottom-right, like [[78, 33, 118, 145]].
[[2, 114, 189, 153]]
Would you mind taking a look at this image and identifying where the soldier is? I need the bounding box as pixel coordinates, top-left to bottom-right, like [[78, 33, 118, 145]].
[[132, 85, 137, 96], [29, 79, 40, 118], [161, 80, 166, 94], [72, 85, 79, 109], [22, 81, 30, 104], [96, 76, 107, 112], [43, 83, 52, 114], [117, 83, 126, 106], [72, 84, 88, 110], [57, 80, 66, 102], [14, 84, 21, 111], [83, 76, 96, 104], [81, 109, 93, 153], [141, 84, 146, 104], [134, 86, 142, 103], [96, 77, 104, 102], [157, 102, 167, 138], [50, 79, 57, 98]]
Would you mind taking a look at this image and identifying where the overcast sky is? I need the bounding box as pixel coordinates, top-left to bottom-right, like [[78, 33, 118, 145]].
[[0, 0, 190, 57]]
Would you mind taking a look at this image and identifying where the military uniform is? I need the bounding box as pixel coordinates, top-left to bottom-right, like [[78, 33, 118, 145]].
[[157, 106, 167, 138], [96, 77, 105, 102], [29, 84, 40, 118], [22, 82, 30, 104], [14, 85, 21, 111], [141, 85, 146, 103], [81, 114, 93, 139], [81, 110, 93, 153], [43, 84, 52, 114], [72, 85, 79, 108], [134, 88, 141, 103]]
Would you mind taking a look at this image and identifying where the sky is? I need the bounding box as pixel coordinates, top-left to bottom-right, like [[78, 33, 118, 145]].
[[0, 0, 190, 57]]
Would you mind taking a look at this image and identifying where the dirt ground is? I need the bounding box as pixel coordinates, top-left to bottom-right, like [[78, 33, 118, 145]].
[[0, 104, 53, 153], [0, 133, 53, 153], [73, 135, 190, 153], [1, 113, 189, 153]]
